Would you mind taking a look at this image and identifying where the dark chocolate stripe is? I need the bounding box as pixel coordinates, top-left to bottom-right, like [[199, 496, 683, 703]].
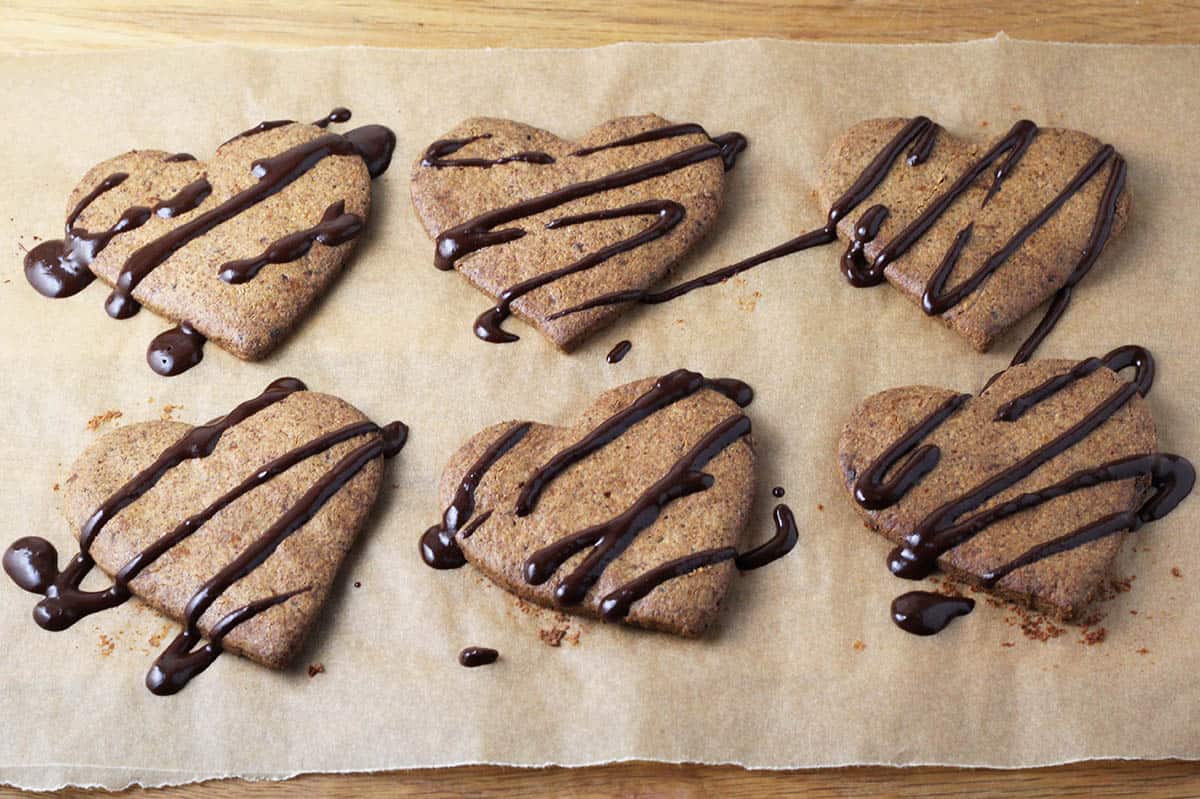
[[422, 134, 555, 168], [147, 420, 406, 695], [154, 177, 212, 219], [523, 413, 751, 606], [599, 547, 736, 621], [514, 369, 752, 517], [218, 200, 363, 284], [420, 422, 532, 570], [474, 200, 685, 343]]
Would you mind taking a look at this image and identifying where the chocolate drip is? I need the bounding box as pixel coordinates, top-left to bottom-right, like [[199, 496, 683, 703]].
[[606, 340, 632, 363], [342, 125, 396, 179], [422, 134, 555, 168], [523, 413, 751, 606], [891, 591, 975, 635], [146, 587, 309, 695], [147, 419, 406, 695], [841, 204, 890, 287], [599, 547, 736, 621], [24, 172, 147, 299], [734, 504, 798, 570], [849, 346, 1192, 601], [3, 537, 59, 594], [459, 646, 499, 667], [163, 153, 196, 163], [432, 130, 745, 273], [420, 422, 532, 570], [154, 177, 212, 218], [223, 119, 294, 146], [474, 201, 684, 343], [219, 200, 363, 284], [146, 322, 206, 377], [772, 486, 785, 498], [104, 130, 385, 319], [514, 369, 752, 517], [313, 107, 352, 128]]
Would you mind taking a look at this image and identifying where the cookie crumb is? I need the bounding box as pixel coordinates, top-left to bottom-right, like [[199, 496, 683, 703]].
[[307, 663, 325, 677], [1172, 567, 1183, 578], [1001, 641, 1015, 648], [98, 634, 115, 657], [816, 503, 824, 511], [1080, 627, 1107, 645], [1136, 647, 1150, 655], [160, 404, 183, 421], [52, 483, 60, 492], [539, 627, 566, 647], [852, 640, 865, 652], [86, 410, 122, 431]]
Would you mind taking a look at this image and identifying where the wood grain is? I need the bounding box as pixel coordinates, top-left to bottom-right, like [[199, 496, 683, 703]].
[[2, 1, 1199, 797]]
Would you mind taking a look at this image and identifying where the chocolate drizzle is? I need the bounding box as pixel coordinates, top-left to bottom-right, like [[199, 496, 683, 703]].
[[423, 370, 800, 624], [423, 122, 746, 340], [850, 345, 1193, 633], [420, 422, 532, 570], [146, 322, 206, 377], [459, 646, 499, 667], [422, 134, 555, 168], [3, 378, 407, 694], [547, 116, 1126, 365], [154, 177, 212, 218], [891, 591, 975, 635], [25, 109, 394, 374], [606, 340, 632, 363], [219, 200, 363, 284], [474, 200, 685, 343]]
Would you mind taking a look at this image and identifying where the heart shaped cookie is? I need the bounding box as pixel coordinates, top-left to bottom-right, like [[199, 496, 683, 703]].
[[817, 117, 1130, 357], [23, 108, 396, 375], [420, 370, 799, 637], [409, 115, 746, 350], [836, 346, 1193, 626], [2, 378, 407, 694]]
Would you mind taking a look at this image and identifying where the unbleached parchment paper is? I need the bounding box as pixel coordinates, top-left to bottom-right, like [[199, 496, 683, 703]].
[[1, 37, 1198, 791]]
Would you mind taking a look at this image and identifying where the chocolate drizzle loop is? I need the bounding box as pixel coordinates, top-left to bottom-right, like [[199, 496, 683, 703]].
[[3, 379, 407, 694]]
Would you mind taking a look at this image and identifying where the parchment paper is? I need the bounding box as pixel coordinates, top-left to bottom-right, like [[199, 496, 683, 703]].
[[1, 36, 1198, 791]]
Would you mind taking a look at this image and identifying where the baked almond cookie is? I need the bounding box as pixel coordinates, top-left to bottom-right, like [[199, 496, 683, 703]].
[[836, 347, 1193, 634], [410, 116, 746, 349], [1, 379, 407, 694], [23, 108, 396, 376], [548, 117, 1130, 368], [420, 370, 797, 637]]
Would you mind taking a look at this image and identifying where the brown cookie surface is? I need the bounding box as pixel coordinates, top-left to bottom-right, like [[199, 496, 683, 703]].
[[410, 115, 742, 350], [24, 111, 395, 371], [425, 370, 765, 637], [818, 117, 1130, 354], [836, 348, 1191, 622], [3, 379, 407, 694]]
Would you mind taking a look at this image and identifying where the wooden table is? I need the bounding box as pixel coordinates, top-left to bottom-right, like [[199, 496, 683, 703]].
[[3, 2, 1199, 797]]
